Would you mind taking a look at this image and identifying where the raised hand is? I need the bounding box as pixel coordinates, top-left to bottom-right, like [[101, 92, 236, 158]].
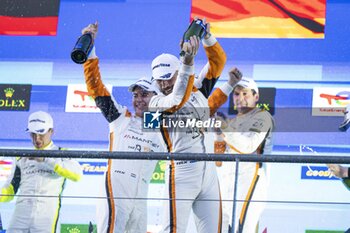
[[327, 164, 348, 178], [81, 21, 98, 39], [201, 17, 211, 39], [180, 35, 200, 66], [228, 67, 243, 87]]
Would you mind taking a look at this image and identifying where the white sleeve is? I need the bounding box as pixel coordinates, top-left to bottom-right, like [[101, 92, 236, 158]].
[[218, 82, 234, 96], [88, 46, 97, 59], [202, 34, 217, 47]]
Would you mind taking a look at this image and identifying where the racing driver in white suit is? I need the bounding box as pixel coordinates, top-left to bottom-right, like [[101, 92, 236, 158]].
[[149, 19, 226, 233], [81, 23, 165, 233], [211, 76, 274, 233], [0, 111, 82, 233]]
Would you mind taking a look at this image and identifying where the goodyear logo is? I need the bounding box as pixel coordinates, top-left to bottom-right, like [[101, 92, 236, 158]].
[[301, 166, 339, 180], [79, 162, 107, 175]]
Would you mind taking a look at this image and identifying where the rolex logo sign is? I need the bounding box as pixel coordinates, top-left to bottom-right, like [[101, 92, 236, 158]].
[[0, 84, 32, 111]]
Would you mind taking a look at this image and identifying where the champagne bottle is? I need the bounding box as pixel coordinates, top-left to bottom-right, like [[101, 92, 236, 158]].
[[180, 19, 207, 56], [71, 33, 94, 64]]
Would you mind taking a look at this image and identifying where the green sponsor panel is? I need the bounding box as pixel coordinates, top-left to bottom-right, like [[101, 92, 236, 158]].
[[61, 223, 97, 233], [305, 230, 344, 233], [150, 160, 166, 184]]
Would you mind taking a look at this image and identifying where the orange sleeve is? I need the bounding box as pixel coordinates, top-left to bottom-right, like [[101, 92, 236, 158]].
[[204, 42, 226, 80], [208, 88, 228, 117], [83, 58, 110, 99]]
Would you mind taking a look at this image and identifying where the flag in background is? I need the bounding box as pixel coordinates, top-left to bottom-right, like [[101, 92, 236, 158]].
[[0, 0, 61, 36], [190, 0, 326, 38]]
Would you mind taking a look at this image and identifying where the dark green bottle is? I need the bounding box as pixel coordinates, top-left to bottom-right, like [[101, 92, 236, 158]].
[[180, 19, 207, 56]]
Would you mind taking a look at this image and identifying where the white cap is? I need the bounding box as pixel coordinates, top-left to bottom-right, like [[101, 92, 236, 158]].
[[128, 77, 159, 93], [26, 111, 53, 135], [151, 53, 180, 80], [235, 77, 259, 94]]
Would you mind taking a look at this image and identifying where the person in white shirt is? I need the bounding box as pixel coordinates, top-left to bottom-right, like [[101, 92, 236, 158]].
[[81, 22, 166, 233], [213, 76, 274, 233], [0, 111, 82, 233], [149, 19, 226, 233]]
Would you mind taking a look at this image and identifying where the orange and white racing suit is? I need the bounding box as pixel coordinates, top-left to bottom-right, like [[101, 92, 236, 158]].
[[210, 82, 274, 233], [149, 35, 226, 233], [83, 58, 165, 233]]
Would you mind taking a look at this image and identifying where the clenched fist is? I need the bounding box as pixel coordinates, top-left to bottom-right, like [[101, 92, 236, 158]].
[[228, 67, 242, 87]]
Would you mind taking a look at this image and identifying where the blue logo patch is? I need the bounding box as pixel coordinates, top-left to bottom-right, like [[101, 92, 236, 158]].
[[159, 73, 172, 79], [301, 166, 339, 180], [79, 161, 107, 175], [143, 110, 162, 129]]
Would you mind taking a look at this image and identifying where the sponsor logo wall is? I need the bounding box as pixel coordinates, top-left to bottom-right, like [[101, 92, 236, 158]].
[[1, 84, 349, 232]]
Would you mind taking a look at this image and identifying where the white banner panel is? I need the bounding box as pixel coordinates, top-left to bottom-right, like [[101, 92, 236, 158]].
[[65, 84, 112, 113], [312, 87, 350, 116]]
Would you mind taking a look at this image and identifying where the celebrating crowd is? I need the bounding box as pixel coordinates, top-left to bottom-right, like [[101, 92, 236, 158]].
[[1, 17, 349, 233]]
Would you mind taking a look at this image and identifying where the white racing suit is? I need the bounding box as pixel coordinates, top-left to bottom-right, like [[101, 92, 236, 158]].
[[210, 86, 274, 233], [149, 36, 226, 233], [83, 58, 165, 233], [0, 142, 82, 233]]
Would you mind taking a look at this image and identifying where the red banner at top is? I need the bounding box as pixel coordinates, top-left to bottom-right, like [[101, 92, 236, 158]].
[[0, 0, 60, 36], [191, 0, 326, 38]]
